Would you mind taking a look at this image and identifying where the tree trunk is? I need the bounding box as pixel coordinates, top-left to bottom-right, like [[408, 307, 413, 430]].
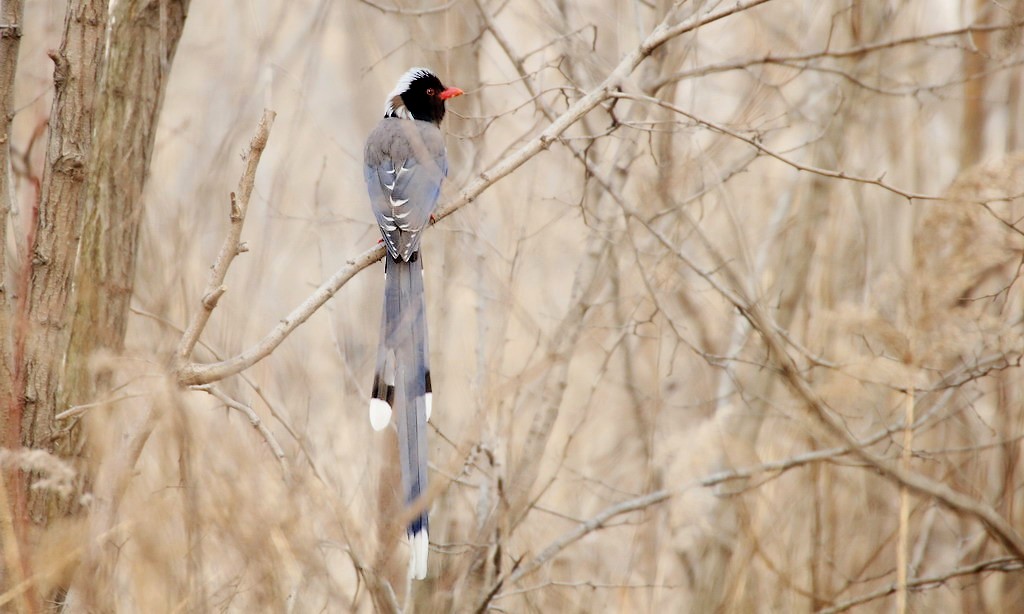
[[18, 0, 109, 525], [60, 1, 191, 610], [0, 0, 24, 451], [1, 0, 190, 608], [65, 0, 190, 433]]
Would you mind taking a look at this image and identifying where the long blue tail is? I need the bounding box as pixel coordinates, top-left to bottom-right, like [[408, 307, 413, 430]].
[[370, 253, 431, 579]]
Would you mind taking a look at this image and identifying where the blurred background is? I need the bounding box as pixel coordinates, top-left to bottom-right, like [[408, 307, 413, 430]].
[[5, 0, 1024, 611]]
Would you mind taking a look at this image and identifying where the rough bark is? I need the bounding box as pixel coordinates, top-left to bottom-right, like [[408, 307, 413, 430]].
[[65, 0, 191, 429], [1, 4, 31, 610], [18, 0, 109, 524], [0, 0, 24, 451]]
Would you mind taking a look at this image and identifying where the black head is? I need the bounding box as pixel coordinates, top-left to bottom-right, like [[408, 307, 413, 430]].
[[384, 67, 463, 124]]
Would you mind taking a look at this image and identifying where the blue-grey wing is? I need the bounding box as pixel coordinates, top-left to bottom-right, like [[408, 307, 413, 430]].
[[365, 154, 445, 261]]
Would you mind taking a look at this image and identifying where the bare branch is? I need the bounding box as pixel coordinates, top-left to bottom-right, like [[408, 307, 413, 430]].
[[355, 0, 457, 16], [176, 242, 385, 385], [650, 20, 1024, 91], [819, 556, 1024, 614], [190, 384, 288, 474], [175, 109, 276, 364], [504, 490, 670, 586], [55, 393, 148, 421], [611, 91, 944, 201]]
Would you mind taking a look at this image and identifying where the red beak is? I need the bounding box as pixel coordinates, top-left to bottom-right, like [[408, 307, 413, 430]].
[[439, 87, 464, 101]]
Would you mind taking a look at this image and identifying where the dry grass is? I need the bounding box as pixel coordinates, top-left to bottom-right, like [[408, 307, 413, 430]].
[[5, 0, 1024, 611]]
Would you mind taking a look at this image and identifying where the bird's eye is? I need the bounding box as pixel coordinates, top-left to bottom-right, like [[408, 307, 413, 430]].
[[425, 88, 436, 96]]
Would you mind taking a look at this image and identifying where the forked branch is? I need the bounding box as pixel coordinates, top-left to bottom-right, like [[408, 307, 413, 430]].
[[175, 109, 276, 366]]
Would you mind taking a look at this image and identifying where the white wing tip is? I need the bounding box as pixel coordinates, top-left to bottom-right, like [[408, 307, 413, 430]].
[[424, 392, 433, 422], [408, 528, 429, 580], [369, 399, 392, 431]]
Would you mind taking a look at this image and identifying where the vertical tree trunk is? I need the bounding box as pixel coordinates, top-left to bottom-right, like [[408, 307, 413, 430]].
[[0, 0, 24, 451], [18, 0, 109, 524], [2, 0, 190, 607], [59, 1, 191, 609], [65, 0, 191, 429], [961, 0, 991, 168], [1, 5, 32, 611]]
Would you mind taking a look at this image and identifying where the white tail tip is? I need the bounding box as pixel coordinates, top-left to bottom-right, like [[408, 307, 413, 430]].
[[369, 399, 392, 431], [424, 392, 433, 422], [408, 529, 429, 580]]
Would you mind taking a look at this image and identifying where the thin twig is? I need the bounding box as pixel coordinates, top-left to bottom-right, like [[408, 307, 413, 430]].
[[191, 384, 288, 474], [896, 387, 915, 614], [818, 556, 1024, 614], [55, 393, 149, 420], [611, 91, 944, 201], [649, 20, 1024, 91], [506, 490, 671, 586], [355, 0, 456, 16], [175, 109, 276, 365]]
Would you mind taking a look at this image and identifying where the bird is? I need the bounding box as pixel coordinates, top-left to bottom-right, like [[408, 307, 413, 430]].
[[363, 67, 463, 580]]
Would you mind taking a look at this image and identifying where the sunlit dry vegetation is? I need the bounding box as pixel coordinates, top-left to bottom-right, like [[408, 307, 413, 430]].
[[3, 0, 1024, 612]]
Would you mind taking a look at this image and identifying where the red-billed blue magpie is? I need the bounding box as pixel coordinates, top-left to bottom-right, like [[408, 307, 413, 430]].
[[364, 67, 462, 580]]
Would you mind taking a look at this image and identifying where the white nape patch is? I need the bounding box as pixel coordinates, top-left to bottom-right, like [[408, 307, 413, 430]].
[[424, 392, 433, 422], [383, 67, 436, 118], [408, 529, 429, 580], [384, 99, 413, 120], [369, 399, 392, 431]]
